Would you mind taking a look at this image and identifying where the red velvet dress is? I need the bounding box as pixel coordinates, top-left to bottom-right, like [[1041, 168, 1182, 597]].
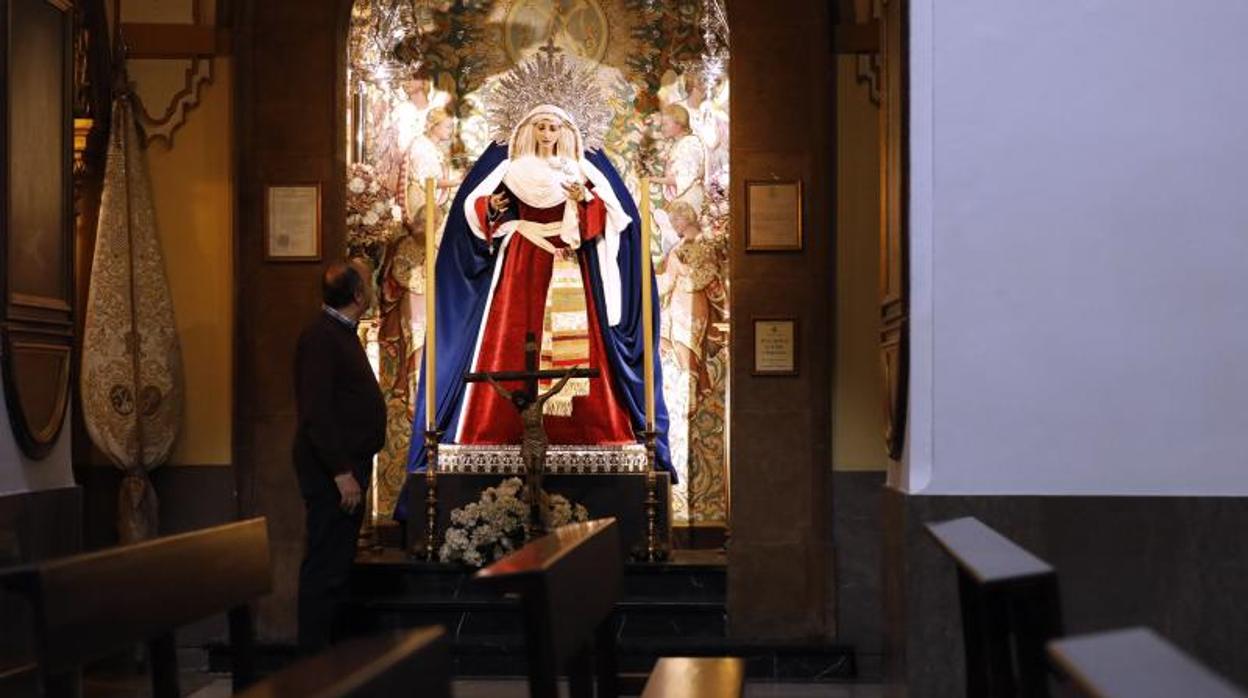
[[457, 189, 636, 445]]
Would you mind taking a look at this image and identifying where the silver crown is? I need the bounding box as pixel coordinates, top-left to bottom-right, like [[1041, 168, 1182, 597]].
[[487, 46, 612, 152]]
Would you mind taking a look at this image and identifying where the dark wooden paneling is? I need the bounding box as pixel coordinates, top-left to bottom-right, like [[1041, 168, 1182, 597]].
[[727, 0, 837, 639], [878, 0, 908, 460], [2, 0, 75, 459], [233, 0, 354, 639], [119, 23, 231, 58]]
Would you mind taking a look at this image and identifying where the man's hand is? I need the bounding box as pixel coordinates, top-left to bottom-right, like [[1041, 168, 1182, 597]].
[[334, 472, 362, 513]]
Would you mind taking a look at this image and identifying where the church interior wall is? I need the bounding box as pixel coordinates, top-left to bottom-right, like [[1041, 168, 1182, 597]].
[[829, 53, 888, 676], [904, 0, 1248, 496], [233, 0, 353, 640], [0, 356, 78, 679], [885, 2, 1248, 694], [76, 2, 238, 553], [726, 0, 837, 640], [0, 406, 78, 563], [833, 57, 886, 476], [0, 412, 74, 498], [142, 61, 235, 470]]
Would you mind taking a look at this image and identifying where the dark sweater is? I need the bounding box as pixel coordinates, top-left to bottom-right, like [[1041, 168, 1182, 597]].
[[293, 311, 386, 476]]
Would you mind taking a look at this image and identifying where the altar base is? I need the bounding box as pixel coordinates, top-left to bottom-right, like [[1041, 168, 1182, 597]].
[[408, 444, 672, 558]]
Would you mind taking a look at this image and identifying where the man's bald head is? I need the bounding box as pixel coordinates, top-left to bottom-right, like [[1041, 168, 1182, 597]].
[[322, 258, 374, 311]]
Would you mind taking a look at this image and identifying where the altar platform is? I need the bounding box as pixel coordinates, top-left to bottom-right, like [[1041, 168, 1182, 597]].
[[340, 547, 858, 683], [407, 444, 672, 557]]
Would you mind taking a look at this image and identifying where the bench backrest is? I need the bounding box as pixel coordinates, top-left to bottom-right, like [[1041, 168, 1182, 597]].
[[237, 627, 452, 698], [927, 517, 1063, 698], [0, 517, 271, 681], [476, 518, 623, 698], [1048, 628, 1247, 698]]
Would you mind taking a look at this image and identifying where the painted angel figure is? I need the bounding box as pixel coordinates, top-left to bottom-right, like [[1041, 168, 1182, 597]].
[[404, 52, 675, 496], [404, 108, 460, 219]]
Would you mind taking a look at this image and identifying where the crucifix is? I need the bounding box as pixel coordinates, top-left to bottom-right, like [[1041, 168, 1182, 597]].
[[463, 331, 599, 538]]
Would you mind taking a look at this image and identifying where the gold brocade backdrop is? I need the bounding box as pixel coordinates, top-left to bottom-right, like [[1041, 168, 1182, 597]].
[[347, 0, 730, 527]]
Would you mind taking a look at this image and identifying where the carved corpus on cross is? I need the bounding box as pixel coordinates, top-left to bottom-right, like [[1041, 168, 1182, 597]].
[[463, 331, 599, 538]]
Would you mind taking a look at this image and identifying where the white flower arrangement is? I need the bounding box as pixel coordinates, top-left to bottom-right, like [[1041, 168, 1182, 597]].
[[439, 477, 590, 567], [346, 162, 405, 251]]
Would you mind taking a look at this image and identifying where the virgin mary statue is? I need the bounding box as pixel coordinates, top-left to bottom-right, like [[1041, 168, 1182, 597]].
[[404, 52, 673, 502]]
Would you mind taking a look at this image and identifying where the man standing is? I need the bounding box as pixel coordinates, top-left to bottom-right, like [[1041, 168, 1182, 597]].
[[293, 259, 386, 654]]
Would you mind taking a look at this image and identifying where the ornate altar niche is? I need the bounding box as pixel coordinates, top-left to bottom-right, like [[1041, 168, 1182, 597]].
[[347, 0, 731, 539]]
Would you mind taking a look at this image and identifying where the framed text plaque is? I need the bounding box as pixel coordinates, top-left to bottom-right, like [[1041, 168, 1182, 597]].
[[745, 179, 803, 251], [265, 183, 321, 261], [752, 318, 798, 376]]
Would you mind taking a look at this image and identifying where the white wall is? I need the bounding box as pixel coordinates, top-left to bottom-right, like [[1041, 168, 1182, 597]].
[[905, 0, 1248, 495], [0, 398, 74, 496]]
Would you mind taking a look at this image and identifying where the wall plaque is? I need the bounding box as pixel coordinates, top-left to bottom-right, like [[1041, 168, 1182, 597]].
[[746, 179, 803, 251], [752, 318, 797, 376], [265, 184, 321, 261]]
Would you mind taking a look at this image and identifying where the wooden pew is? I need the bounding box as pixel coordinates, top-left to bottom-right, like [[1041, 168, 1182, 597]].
[[476, 518, 744, 698], [0, 517, 271, 698], [236, 627, 452, 698], [1048, 627, 1247, 698], [927, 517, 1063, 698], [640, 657, 745, 698]]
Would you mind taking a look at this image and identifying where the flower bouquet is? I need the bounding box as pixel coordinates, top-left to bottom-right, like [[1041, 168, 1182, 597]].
[[346, 161, 404, 253], [439, 477, 590, 567]]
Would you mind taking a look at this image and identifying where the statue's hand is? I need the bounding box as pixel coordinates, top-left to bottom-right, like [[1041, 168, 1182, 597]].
[[488, 192, 510, 215], [562, 181, 586, 202]]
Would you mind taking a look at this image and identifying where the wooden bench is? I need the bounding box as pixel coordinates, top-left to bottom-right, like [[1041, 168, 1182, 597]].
[[1048, 627, 1247, 698], [236, 626, 452, 698], [927, 516, 1064, 698], [475, 518, 744, 698], [0, 517, 271, 698]]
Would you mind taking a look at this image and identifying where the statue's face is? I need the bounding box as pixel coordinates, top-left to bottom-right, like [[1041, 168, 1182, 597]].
[[531, 116, 562, 150]]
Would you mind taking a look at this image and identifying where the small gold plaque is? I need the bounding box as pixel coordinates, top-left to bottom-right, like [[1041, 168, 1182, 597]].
[[753, 318, 798, 376]]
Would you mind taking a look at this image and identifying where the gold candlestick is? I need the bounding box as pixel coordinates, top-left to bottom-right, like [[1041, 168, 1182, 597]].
[[638, 178, 665, 562], [423, 178, 440, 561], [640, 178, 655, 429], [424, 178, 437, 429]]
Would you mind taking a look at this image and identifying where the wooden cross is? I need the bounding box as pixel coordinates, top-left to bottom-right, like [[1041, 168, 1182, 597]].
[[463, 331, 598, 537], [463, 331, 598, 403]]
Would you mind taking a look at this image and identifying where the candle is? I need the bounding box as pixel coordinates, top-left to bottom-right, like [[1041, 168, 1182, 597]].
[[424, 178, 437, 431], [640, 178, 655, 429]]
